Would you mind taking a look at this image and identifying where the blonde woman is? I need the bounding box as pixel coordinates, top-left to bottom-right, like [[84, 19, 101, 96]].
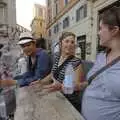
[[31, 32, 84, 112]]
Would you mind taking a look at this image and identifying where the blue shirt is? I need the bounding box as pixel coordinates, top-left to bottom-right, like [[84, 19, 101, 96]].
[[82, 53, 120, 120], [14, 48, 51, 87]]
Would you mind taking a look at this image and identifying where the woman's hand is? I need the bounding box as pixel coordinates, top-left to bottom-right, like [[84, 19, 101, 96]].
[[30, 80, 40, 86], [61, 83, 80, 93], [74, 81, 88, 91], [61, 82, 88, 93], [43, 80, 62, 93]]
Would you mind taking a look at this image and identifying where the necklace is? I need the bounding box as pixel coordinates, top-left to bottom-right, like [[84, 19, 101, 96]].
[[58, 56, 67, 66]]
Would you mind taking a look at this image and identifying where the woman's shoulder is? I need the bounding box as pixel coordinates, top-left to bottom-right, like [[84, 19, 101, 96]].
[[53, 52, 60, 58], [95, 52, 106, 63], [70, 56, 82, 67], [71, 56, 82, 62], [96, 51, 106, 58]]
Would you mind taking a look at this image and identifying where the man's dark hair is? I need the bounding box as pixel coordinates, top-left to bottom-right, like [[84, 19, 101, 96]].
[[36, 38, 46, 49], [100, 7, 120, 28]]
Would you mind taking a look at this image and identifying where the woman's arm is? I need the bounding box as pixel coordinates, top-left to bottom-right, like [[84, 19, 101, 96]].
[[30, 73, 53, 86], [74, 64, 88, 91], [40, 73, 53, 85]]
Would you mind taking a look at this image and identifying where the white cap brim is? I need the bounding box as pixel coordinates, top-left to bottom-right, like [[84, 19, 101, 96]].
[[17, 39, 33, 45]]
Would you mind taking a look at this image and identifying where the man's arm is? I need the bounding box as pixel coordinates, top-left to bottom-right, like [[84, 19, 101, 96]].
[[0, 80, 17, 87], [17, 51, 51, 87]]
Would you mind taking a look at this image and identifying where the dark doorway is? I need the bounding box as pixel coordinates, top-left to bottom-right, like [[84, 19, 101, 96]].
[[0, 44, 4, 49], [77, 35, 86, 60], [36, 37, 46, 49]]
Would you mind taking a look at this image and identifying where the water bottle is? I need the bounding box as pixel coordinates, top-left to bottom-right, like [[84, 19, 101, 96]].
[[63, 63, 75, 94], [17, 57, 27, 75], [0, 95, 7, 119]]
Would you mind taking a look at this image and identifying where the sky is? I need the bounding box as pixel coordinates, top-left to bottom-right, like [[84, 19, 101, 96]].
[[16, 0, 46, 30]]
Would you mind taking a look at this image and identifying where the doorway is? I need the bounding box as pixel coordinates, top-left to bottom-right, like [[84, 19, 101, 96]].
[[77, 35, 86, 60]]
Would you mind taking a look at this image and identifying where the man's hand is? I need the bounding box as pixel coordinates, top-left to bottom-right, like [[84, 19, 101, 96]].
[[0, 80, 17, 87]]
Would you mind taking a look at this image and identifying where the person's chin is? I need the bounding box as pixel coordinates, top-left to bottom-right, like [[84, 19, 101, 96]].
[[25, 53, 32, 56], [66, 52, 73, 56], [100, 40, 105, 46], [64, 50, 70, 54]]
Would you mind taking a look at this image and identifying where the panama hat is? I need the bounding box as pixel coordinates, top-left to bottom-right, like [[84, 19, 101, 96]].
[[18, 32, 34, 45]]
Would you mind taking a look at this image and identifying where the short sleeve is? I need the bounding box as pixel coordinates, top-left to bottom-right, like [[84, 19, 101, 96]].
[[71, 57, 82, 69]]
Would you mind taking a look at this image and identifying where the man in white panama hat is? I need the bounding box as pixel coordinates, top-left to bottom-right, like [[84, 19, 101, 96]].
[[14, 32, 51, 87]]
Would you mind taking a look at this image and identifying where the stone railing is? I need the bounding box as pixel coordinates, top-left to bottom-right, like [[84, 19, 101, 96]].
[[15, 87, 85, 120]]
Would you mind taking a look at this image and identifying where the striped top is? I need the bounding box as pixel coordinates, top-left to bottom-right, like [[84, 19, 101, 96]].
[[52, 53, 82, 83]]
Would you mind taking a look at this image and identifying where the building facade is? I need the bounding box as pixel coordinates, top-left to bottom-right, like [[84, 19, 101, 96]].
[[33, 4, 46, 19], [0, 0, 21, 76], [0, 0, 17, 51], [0, 0, 31, 59], [46, 0, 120, 61], [31, 4, 46, 39], [0, 0, 16, 38], [31, 16, 46, 39], [16, 24, 30, 35], [0, 0, 16, 26]]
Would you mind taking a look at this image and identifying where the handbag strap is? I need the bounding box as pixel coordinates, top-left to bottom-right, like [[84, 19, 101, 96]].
[[88, 56, 120, 85]]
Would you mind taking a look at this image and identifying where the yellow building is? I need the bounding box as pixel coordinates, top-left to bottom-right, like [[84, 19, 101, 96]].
[[31, 16, 46, 39], [31, 4, 46, 39]]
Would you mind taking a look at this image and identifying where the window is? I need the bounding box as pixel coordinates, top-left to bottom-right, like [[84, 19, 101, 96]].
[[0, 4, 7, 24], [54, 24, 59, 34], [48, 29, 51, 36], [40, 22, 42, 27], [54, 0, 59, 16], [64, 0, 68, 6], [47, 0, 51, 6], [39, 8, 43, 17], [77, 35, 86, 60], [63, 16, 69, 29], [55, 2, 58, 15], [76, 4, 87, 22], [48, 8, 52, 23]]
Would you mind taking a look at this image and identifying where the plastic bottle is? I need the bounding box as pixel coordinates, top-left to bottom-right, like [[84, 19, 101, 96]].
[[63, 63, 75, 94], [0, 95, 7, 119], [17, 57, 27, 75]]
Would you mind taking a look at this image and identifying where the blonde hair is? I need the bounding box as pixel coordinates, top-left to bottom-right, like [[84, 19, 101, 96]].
[[59, 32, 76, 42], [59, 32, 76, 54]]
